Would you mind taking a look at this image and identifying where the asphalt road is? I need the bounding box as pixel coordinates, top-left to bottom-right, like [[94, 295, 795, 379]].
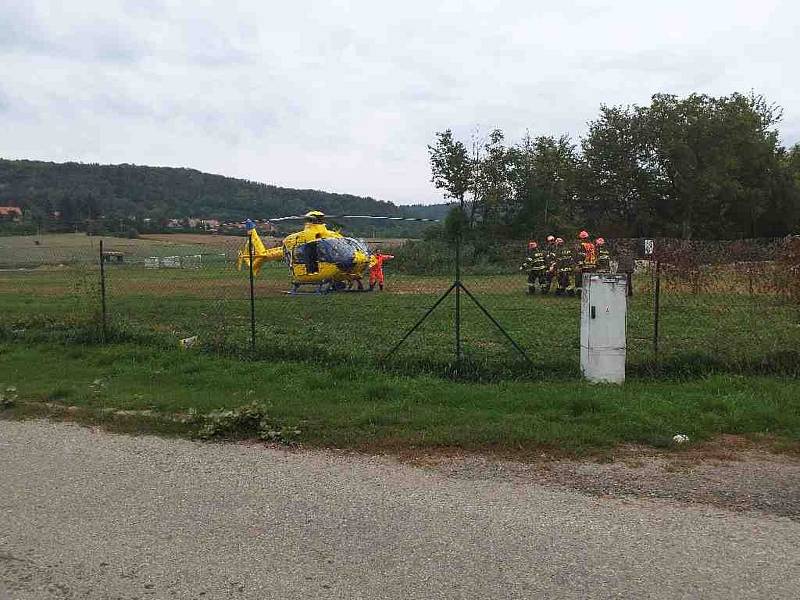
[[2, 420, 799, 599]]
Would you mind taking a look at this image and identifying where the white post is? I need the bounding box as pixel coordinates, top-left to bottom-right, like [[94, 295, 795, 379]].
[[580, 273, 628, 383]]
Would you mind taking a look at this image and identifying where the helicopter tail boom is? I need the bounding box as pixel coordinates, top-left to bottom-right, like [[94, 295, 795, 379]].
[[237, 227, 282, 275]]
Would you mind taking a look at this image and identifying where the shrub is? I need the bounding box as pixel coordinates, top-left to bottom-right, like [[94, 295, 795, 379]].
[[188, 402, 301, 443], [0, 386, 18, 408]]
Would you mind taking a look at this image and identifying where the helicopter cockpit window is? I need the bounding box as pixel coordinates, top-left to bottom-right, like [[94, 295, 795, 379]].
[[317, 238, 362, 268]]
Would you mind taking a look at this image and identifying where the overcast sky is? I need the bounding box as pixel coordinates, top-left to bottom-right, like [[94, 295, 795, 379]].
[[1, 0, 798, 205]]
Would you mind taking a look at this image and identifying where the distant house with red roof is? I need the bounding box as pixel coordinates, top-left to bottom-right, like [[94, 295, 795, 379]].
[[0, 206, 22, 221]]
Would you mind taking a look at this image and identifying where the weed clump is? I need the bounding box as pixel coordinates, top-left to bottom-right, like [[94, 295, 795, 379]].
[[188, 402, 301, 444], [0, 386, 18, 408]]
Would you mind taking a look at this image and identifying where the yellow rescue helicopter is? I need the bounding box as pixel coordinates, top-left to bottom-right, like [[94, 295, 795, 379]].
[[237, 210, 437, 294]]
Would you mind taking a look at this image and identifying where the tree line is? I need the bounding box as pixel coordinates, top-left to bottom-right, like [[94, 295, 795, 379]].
[[0, 159, 437, 236], [429, 92, 800, 240]]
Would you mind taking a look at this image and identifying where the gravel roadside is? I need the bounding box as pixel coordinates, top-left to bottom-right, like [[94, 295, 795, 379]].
[[2, 420, 800, 599], [416, 442, 800, 519]]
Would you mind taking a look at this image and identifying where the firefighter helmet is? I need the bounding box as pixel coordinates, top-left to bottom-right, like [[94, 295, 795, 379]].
[[595, 237, 605, 246], [578, 230, 589, 240], [546, 235, 555, 243]]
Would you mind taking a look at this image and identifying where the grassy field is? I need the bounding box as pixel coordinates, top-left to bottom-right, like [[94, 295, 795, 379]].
[[1, 258, 798, 379], [2, 341, 800, 453], [1, 232, 798, 452], [0, 233, 797, 378]]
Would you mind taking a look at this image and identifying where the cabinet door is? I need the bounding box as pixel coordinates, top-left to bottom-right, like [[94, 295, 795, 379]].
[[586, 275, 627, 350]]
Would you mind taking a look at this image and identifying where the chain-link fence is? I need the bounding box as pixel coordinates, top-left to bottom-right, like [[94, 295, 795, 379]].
[[634, 237, 800, 375], [1, 232, 798, 379]]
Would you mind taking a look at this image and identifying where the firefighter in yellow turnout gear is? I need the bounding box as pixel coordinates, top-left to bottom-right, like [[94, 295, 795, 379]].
[[553, 237, 575, 296], [520, 240, 551, 294], [595, 237, 611, 271]]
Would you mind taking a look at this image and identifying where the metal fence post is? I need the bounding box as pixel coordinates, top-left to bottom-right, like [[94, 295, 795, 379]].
[[248, 235, 256, 354], [454, 232, 461, 366], [99, 239, 107, 342], [653, 259, 661, 363]]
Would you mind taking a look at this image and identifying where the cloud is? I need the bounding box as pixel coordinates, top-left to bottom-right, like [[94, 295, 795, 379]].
[[0, 0, 798, 205]]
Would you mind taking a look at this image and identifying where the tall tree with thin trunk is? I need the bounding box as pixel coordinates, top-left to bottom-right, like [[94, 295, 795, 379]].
[[428, 129, 473, 222]]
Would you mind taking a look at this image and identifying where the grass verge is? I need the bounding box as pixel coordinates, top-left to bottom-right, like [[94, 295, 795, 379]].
[[2, 341, 799, 455]]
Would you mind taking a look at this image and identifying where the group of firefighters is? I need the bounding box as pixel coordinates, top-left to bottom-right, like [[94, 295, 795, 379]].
[[520, 230, 611, 296]]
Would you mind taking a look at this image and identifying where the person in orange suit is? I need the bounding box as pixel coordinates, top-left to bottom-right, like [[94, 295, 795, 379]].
[[575, 229, 597, 295], [369, 252, 395, 291]]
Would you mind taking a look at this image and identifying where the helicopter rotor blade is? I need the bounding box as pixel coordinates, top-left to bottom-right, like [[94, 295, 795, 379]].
[[330, 215, 440, 223], [264, 214, 440, 223], [265, 215, 307, 222]]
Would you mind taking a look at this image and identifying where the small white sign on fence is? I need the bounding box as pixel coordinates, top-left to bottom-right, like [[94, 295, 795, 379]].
[[644, 239, 655, 255]]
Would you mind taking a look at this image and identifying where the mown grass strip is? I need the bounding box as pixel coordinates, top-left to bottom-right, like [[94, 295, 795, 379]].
[[2, 341, 799, 454]]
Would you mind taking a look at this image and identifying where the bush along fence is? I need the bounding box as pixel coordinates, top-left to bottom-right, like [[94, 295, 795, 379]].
[[1, 234, 798, 380]]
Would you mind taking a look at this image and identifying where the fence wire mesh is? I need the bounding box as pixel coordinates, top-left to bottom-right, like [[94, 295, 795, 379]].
[[0, 232, 797, 379]]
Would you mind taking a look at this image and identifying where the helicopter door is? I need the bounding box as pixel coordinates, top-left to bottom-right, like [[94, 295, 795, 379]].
[[304, 242, 319, 274]]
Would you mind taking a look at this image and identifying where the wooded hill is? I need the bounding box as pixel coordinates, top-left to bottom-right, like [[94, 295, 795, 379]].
[[0, 159, 446, 236]]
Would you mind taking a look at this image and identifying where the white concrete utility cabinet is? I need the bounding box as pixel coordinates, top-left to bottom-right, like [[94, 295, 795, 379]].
[[580, 273, 628, 383]]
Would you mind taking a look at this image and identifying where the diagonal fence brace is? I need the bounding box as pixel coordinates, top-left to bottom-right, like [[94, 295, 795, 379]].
[[381, 281, 458, 363], [459, 283, 533, 366]]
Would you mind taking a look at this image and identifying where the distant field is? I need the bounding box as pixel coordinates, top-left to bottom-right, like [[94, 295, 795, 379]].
[[0, 232, 411, 268], [0, 233, 221, 267], [139, 233, 249, 246], [140, 232, 292, 249]]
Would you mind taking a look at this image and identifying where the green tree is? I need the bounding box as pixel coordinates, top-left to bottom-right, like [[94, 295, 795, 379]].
[[780, 143, 800, 232], [474, 129, 513, 229], [576, 93, 798, 238], [646, 93, 792, 238], [508, 133, 578, 237], [576, 104, 660, 236], [787, 144, 800, 185], [428, 130, 472, 206]]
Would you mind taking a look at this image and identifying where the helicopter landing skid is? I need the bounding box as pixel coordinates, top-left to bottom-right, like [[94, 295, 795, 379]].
[[284, 288, 371, 295], [285, 288, 373, 296], [285, 281, 372, 295], [285, 285, 329, 295]]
